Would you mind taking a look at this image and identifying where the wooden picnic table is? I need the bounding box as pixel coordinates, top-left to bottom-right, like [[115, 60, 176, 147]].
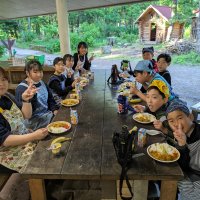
[[21, 69, 184, 200]]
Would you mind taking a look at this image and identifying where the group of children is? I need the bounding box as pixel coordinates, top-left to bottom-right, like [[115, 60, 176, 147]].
[[122, 46, 200, 199], [0, 41, 199, 199], [0, 41, 93, 173]]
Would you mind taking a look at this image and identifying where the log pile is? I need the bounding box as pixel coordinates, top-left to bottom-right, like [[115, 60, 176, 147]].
[[165, 40, 195, 54]]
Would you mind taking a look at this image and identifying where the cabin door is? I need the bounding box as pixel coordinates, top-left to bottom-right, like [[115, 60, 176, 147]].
[[150, 23, 157, 41]]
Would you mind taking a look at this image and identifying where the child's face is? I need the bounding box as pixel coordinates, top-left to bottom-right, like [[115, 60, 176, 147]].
[[167, 110, 193, 134], [79, 46, 87, 55], [66, 58, 74, 68], [157, 58, 169, 72], [143, 52, 153, 60], [134, 71, 149, 84], [0, 75, 8, 96], [54, 61, 65, 74], [146, 89, 167, 112], [27, 68, 43, 83]]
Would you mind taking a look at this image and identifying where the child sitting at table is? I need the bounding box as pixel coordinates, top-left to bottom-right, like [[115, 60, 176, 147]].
[[63, 54, 74, 80], [130, 60, 177, 102], [48, 57, 77, 105], [142, 47, 158, 72], [133, 81, 173, 136], [157, 53, 172, 85], [166, 100, 200, 200], [16, 60, 59, 131], [0, 67, 48, 173], [73, 41, 94, 77]]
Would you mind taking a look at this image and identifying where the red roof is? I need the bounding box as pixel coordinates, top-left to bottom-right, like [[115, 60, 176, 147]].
[[152, 5, 172, 20], [135, 5, 173, 23]]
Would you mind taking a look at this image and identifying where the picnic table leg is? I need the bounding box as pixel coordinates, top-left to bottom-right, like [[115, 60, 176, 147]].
[[29, 179, 46, 200], [134, 180, 148, 200], [160, 180, 177, 200]]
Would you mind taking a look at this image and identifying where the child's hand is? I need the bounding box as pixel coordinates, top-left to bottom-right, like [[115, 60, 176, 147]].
[[22, 82, 38, 102], [53, 110, 58, 116], [32, 128, 48, 141], [153, 120, 164, 131], [130, 86, 139, 95], [133, 105, 145, 112], [67, 72, 72, 78], [75, 64, 82, 71], [72, 81, 76, 88], [172, 123, 186, 146]]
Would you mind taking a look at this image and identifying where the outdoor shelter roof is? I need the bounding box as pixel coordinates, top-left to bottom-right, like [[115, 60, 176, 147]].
[[0, 0, 154, 20]]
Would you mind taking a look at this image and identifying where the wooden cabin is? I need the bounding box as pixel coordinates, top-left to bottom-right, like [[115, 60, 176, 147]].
[[135, 5, 184, 43]]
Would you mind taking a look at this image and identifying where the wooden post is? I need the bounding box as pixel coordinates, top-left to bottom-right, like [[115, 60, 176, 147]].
[[29, 179, 46, 200], [160, 180, 177, 200], [55, 0, 71, 55]]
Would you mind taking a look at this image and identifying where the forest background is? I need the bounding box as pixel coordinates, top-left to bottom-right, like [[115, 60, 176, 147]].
[[0, 0, 200, 64]]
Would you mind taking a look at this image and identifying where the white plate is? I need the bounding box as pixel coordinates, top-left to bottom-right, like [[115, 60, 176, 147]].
[[47, 121, 71, 134], [147, 143, 180, 163], [132, 113, 156, 124], [146, 130, 162, 136]]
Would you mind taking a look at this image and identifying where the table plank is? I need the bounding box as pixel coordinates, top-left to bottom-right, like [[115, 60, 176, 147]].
[[61, 70, 106, 179]]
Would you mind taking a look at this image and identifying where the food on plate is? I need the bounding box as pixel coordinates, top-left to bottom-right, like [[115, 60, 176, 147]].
[[48, 121, 71, 134], [148, 143, 180, 162], [118, 82, 135, 92], [135, 113, 152, 123], [69, 94, 78, 99], [61, 99, 79, 106]]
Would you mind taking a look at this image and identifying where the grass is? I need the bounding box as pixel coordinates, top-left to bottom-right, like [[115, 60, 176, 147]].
[[172, 51, 200, 65]]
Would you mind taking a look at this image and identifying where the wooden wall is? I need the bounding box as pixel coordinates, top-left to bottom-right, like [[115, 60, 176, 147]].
[[170, 22, 184, 40], [138, 9, 167, 43]]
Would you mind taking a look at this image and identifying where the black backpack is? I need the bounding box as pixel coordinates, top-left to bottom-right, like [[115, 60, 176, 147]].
[[107, 64, 123, 84], [112, 125, 136, 200]]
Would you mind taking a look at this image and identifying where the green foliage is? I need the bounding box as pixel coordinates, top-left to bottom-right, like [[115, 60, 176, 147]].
[[172, 51, 200, 64], [41, 23, 59, 41], [21, 31, 37, 42], [0, 0, 199, 55], [0, 46, 5, 57], [184, 26, 191, 39]]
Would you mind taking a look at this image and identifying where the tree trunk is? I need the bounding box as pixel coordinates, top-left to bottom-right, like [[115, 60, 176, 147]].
[[27, 17, 31, 31], [196, 2, 200, 53]]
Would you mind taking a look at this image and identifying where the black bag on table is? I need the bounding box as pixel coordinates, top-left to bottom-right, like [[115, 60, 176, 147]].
[[107, 64, 123, 85], [112, 125, 136, 200]]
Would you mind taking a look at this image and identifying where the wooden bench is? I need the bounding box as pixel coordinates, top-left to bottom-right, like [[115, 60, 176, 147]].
[[0, 174, 11, 192], [3, 66, 54, 94]]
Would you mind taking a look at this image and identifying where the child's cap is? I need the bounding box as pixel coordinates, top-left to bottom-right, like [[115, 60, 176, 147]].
[[142, 47, 154, 54], [53, 57, 63, 66], [134, 60, 153, 73], [166, 100, 189, 116], [149, 80, 170, 99]]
